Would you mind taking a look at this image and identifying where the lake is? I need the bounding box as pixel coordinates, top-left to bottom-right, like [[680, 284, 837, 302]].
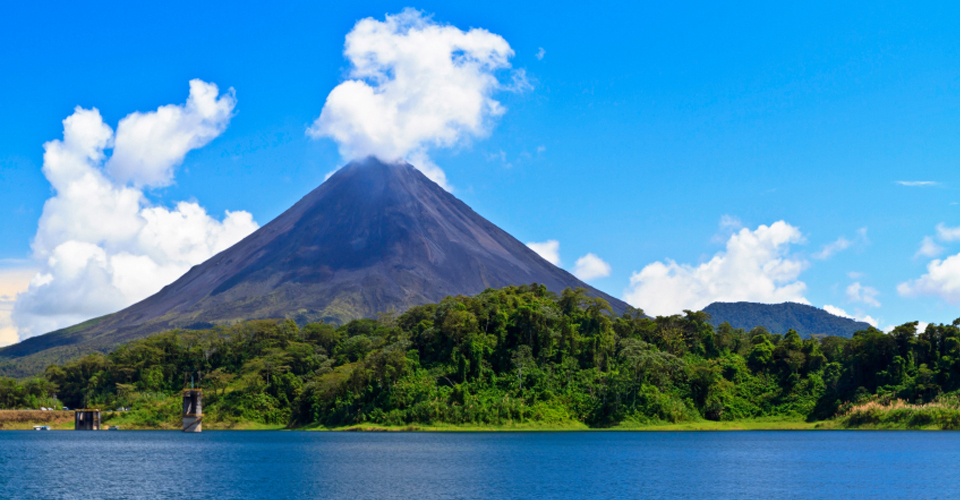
[[0, 430, 956, 499]]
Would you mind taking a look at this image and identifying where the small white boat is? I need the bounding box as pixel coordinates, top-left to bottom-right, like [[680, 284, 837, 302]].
[[33, 425, 51, 431]]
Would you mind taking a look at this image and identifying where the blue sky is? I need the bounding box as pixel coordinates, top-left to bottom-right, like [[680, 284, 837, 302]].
[[3, 1, 960, 343]]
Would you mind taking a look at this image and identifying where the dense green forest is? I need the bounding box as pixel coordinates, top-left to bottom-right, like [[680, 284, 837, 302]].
[[3, 284, 960, 429]]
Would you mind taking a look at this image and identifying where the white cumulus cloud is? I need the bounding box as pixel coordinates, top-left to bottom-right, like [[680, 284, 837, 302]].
[[526, 240, 561, 266], [106, 80, 236, 188], [902, 223, 960, 299], [898, 253, 960, 303], [623, 221, 808, 317], [307, 9, 525, 189], [572, 253, 611, 281], [813, 236, 852, 260], [11, 81, 258, 341]]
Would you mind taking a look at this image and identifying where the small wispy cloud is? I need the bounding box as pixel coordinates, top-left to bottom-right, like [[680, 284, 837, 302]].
[[936, 223, 960, 242], [813, 227, 868, 260], [711, 214, 744, 244], [486, 150, 508, 162], [846, 282, 881, 307], [814, 237, 851, 259], [536, 47, 546, 60], [896, 181, 939, 187], [719, 214, 743, 230], [915, 236, 945, 258]]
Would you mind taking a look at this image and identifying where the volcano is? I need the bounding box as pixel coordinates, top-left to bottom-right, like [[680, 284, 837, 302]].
[[1, 157, 628, 375]]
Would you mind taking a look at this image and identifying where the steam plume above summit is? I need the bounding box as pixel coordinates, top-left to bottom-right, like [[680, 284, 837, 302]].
[[307, 9, 527, 188]]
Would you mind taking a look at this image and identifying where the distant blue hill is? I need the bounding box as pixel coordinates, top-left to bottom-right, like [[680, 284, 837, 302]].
[[702, 301, 872, 338]]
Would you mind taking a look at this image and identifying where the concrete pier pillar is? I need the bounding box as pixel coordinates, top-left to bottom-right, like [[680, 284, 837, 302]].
[[182, 389, 202, 433], [74, 409, 101, 430]]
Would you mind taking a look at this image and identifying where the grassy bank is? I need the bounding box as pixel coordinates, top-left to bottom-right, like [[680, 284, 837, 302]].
[[101, 412, 286, 431], [2, 409, 822, 431], [312, 419, 592, 432], [612, 417, 829, 431], [0, 409, 286, 431], [308, 416, 826, 431], [0, 410, 75, 430], [12, 412, 960, 431], [836, 399, 960, 430], [9, 393, 960, 431]]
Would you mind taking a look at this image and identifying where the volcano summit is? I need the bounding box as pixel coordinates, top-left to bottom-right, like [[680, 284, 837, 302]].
[[1, 158, 627, 375]]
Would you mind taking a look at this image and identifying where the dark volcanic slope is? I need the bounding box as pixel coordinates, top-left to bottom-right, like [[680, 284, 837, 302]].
[[703, 301, 872, 338], [1, 158, 628, 375]]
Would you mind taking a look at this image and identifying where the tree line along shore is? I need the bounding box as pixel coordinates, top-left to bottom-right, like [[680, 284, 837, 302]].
[[2, 284, 960, 431]]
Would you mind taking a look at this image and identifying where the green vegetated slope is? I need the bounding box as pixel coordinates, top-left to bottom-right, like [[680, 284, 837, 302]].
[[2, 284, 959, 430], [703, 302, 871, 338], [0, 317, 115, 378]]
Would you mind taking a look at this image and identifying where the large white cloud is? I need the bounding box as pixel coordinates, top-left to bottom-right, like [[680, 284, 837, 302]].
[[307, 9, 524, 189], [11, 80, 258, 341], [106, 80, 236, 188], [623, 221, 808, 317]]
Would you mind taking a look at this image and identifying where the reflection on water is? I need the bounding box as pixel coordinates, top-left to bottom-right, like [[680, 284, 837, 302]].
[[0, 431, 956, 499]]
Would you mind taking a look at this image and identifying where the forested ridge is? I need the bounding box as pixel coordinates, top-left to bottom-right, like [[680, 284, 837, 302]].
[[3, 284, 960, 429], [702, 302, 871, 338]]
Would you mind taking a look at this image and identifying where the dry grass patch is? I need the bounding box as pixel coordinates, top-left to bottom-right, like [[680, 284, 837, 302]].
[[839, 397, 960, 429], [0, 410, 75, 430]]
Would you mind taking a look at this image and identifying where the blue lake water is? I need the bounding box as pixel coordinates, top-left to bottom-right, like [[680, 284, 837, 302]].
[[0, 430, 957, 499]]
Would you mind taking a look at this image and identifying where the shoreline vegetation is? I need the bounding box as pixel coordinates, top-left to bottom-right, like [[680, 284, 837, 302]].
[[4, 285, 960, 431], [4, 402, 960, 432], [3, 415, 955, 431]]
